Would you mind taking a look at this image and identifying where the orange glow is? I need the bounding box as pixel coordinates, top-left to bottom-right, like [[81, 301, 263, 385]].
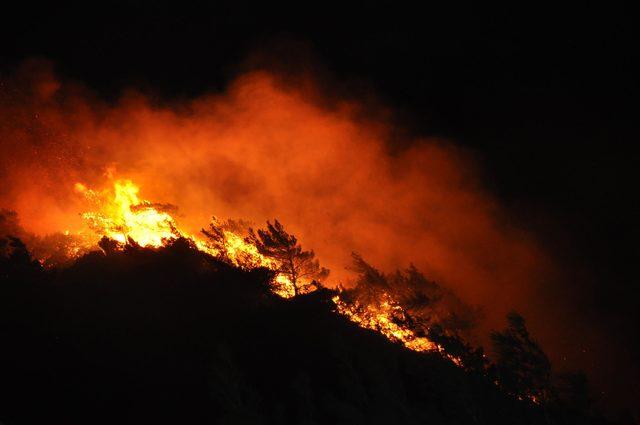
[[69, 177, 436, 350], [0, 61, 557, 362], [71, 178, 304, 297], [76, 180, 178, 247], [332, 294, 436, 352]]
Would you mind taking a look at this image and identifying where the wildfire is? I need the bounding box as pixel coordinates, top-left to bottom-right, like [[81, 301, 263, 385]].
[[76, 180, 179, 247], [74, 179, 299, 297], [70, 178, 438, 352], [332, 293, 436, 352]]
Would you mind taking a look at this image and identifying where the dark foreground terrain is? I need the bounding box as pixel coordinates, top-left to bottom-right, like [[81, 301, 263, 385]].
[[0, 238, 628, 424]]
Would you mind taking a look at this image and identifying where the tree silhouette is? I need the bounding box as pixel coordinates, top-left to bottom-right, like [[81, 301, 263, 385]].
[[491, 312, 552, 403], [247, 220, 328, 296], [347, 253, 478, 336], [98, 235, 121, 255], [0, 236, 43, 285], [428, 324, 488, 373], [0, 232, 621, 425], [201, 216, 230, 262]]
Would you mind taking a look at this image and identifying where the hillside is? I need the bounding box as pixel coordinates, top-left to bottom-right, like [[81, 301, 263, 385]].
[[0, 238, 625, 425]]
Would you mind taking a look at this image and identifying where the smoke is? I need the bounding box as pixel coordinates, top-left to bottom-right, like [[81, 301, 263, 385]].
[[1, 60, 554, 347]]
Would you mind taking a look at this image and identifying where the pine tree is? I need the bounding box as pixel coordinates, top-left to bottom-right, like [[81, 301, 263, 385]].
[[247, 220, 329, 296]]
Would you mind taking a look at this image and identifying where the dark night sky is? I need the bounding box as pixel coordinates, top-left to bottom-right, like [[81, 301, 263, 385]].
[[2, 1, 639, 410]]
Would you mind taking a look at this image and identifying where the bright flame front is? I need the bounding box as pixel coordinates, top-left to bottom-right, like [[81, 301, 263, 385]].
[[74, 179, 298, 297], [76, 180, 178, 247], [72, 178, 438, 353], [332, 294, 435, 352]]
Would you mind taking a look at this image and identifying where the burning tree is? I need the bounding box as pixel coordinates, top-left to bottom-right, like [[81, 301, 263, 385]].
[[334, 254, 483, 356], [201, 217, 275, 270], [247, 220, 329, 296], [344, 254, 477, 332], [334, 254, 438, 351], [201, 216, 231, 262]]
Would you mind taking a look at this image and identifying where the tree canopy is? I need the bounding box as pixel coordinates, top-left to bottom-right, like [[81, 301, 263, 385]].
[[491, 312, 552, 403], [247, 220, 329, 296]]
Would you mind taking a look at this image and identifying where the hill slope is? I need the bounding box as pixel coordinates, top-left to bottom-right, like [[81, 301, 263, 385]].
[[0, 239, 623, 425]]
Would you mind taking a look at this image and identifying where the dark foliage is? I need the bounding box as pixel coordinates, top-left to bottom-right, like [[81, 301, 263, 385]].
[[201, 216, 230, 261], [427, 325, 488, 374], [346, 253, 479, 336], [0, 236, 44, 285], [490, 312, 553, 403], [247, 220, 329, 296], [0, 209, 89, 268], [0, 239, 627, 425]]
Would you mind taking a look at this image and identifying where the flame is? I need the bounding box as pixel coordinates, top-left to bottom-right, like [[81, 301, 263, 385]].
[[70, 178, 439, 353], [332, 293, 436, 352], [76, 180, 178, 247], [73, 178, 301, 297]]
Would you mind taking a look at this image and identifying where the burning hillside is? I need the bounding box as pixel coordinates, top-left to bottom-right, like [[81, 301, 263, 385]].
[[0, 61, 550, 338], [0, 211, 614, 425], [46, 176, 441, 352], [75, 180, 180, 248], [0, 62, 625, 425], [0, 63, 560, 369]]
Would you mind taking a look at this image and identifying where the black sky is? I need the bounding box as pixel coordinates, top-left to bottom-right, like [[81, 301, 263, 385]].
[[2, 1, 639, 411]]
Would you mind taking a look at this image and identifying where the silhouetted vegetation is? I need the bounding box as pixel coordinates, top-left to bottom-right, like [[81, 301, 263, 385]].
[[345, 253, 479, 336], [0, 236, 44, 287], [0, 235, 629, 425], [202, 216, 232, 261], [490, 312, 552, 403], [0, 209, 88, 268], [247, 220, 329, 295]]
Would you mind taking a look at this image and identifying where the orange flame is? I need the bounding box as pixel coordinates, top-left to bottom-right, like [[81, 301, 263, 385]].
[[332, 293, 436, 352], [74, 178, 303, 298], [76, 180, 178, 247], [69, 177, 439, 352]]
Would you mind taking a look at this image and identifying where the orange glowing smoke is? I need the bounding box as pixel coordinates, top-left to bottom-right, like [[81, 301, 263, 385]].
[[0, 60, 555, 347]]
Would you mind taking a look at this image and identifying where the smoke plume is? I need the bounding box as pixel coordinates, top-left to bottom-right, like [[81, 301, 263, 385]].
[[1, 60, 556, 353]]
